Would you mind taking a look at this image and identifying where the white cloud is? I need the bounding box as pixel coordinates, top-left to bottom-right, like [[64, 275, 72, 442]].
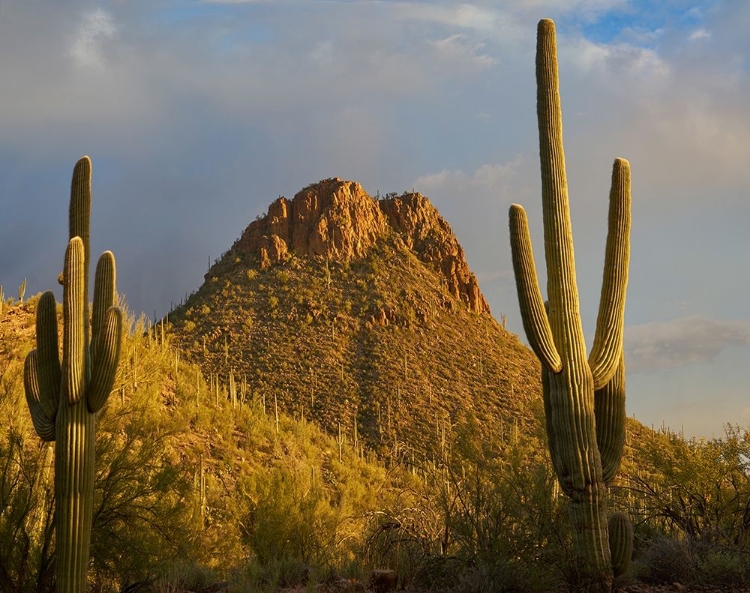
[[390, 3, 513, 34], [689, 28, 711, 42], [309, 41, 336, 68], [70, 8, 117, 69], [390, 0, 628, 33], [430, 34, 496, 72], [563, 36, 670, 82], [414, 155, 534, 202], [626, 316, 750, 372], [514, 0, 628, 19]]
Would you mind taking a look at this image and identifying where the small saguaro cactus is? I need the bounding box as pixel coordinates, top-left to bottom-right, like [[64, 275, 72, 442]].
[[509, 19, 631, 590], [608, 511, 634, 578], [24, 156, 123, 593]]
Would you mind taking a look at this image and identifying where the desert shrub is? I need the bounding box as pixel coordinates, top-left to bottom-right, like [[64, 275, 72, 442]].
[[634, 536, 694, 584], [232, 557, 313, 592], [0, 312, 55, 593], [152, 561, 218, 593], [90, 388, 193, 587], [695, 547, 748, 586], [453, 562, 542, 593], [363, 502, 435, 586], [242, 465, 337, 565], [366, 413, 570, 592], [274, 269, 291, 284], [630, 426, 750, 544], [624, 425, 750, 588]]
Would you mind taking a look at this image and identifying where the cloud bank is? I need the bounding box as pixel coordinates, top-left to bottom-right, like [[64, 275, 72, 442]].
[[626, 316, 750, 372]]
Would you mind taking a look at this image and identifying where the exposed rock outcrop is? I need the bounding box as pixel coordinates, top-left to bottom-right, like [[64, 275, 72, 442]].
[[225, 178, 490, 314], [380, 191, 489, 314], [237, 178, 386, 269]]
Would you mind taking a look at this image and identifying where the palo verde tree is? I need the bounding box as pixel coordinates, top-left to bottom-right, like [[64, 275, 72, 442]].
[[508, 19, 631, 591], [24, 157, 123, 592]]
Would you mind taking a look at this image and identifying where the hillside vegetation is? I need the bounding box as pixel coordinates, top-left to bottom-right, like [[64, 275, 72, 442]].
[[168, 180, 542, 459], [1, 180, 749, 591]]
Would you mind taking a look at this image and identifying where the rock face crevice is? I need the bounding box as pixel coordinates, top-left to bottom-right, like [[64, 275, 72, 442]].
[[227, 178, 490, 314]]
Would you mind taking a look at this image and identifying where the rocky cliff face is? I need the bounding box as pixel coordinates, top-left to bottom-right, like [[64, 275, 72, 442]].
[[379, 192, 489, 314], [236, 178, 387, 268], [226, 178, 489, 314]]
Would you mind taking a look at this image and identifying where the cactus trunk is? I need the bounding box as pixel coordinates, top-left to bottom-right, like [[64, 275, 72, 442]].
[[55, 400, 96, 590], [510, 19, 631, 591]]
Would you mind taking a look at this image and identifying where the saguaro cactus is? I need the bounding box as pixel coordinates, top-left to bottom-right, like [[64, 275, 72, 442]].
[[509, 19, 631, 590], [24, 156, 123, 592], [608, 511, 633, 578]]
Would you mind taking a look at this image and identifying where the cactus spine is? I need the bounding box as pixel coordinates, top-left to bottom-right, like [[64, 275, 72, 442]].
[[509, 19, 631, 589], [23, 157, 123, 593]]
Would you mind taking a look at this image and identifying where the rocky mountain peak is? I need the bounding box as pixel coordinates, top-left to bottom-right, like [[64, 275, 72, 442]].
[[226, 178, 490, 313]]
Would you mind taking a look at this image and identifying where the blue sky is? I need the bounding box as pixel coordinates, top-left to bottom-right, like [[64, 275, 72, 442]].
[[0, 0, 748, 437]]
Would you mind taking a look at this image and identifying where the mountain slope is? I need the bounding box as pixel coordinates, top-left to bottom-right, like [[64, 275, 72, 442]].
[[168, 178, 542, 455]]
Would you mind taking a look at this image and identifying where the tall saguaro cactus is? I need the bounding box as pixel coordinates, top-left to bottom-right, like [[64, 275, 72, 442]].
[[24, 156, 123, 592], [509, 20, 631, 590]]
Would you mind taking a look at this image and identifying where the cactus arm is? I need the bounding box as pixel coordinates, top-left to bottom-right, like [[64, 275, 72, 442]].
[[35, 291, 61, 414], [88, 250, 121, 413], [24, 351, 56, 442], [589, 159, 631, 389], [595, 354, 626, 486], [88, 307, 123, 413], [91, 251, 115, 358], [509, 205, 562, 373], [63, 238, 86, 405]]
